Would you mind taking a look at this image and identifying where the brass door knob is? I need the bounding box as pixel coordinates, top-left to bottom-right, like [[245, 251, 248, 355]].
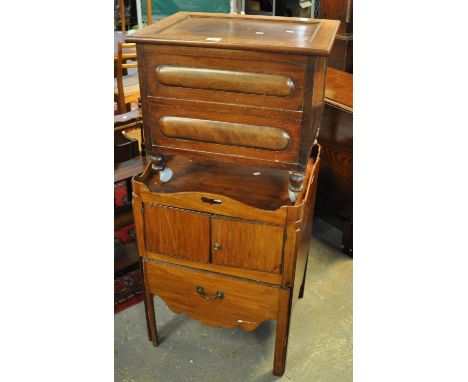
[[213, 242, 222, 251]]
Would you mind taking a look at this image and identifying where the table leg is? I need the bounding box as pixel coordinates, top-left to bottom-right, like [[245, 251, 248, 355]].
[[273, 288, 291, 376], [341, 219, 353, 257], [140, 259, 152, 341], [298, 253, 309, 299], [143, 265, 158, 346]]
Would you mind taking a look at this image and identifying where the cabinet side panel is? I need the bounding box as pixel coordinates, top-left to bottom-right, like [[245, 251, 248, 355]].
[[298, 57, 327, 170]]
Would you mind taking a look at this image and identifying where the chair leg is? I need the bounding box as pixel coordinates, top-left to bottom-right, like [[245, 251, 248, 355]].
[[273, 289, 291, 376], [116, 97, 126, 115]]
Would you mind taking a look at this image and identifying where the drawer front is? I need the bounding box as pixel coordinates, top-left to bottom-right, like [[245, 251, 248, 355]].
[[147, 102, 301, 165], [145, 260, 281, 330], [143, 204, 210, 263], [141, 45, 306, 111], [211, 217, 284, 273]]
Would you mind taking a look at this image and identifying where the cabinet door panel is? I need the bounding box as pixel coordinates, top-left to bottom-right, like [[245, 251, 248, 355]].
[[211, 218, 284, 273], [144, 204, 210, 263]]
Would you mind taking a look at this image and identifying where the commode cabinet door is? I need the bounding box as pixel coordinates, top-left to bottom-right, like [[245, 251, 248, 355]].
[[143, 204, 210, 263], [211, 217, 284, 273]]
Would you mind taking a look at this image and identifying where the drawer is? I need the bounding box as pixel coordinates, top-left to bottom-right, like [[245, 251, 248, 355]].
[[145, 260, 282, 330], [211, 217, 284, 273], [140, 45, 306, 111], [143, 204, 210, 263], [147, 102, 301, 165]]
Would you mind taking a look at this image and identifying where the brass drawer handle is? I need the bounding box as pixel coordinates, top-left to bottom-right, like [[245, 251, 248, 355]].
[[213, 242, 222, 251], [196, 286, 224, 300]]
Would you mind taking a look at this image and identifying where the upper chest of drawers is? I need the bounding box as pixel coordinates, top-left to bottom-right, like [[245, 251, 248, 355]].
[[127, 12, 339, 172]]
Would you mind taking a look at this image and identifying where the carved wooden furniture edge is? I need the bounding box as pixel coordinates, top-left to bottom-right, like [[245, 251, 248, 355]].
[[126, 12, 340, 56], [324, 97, 353, 113]]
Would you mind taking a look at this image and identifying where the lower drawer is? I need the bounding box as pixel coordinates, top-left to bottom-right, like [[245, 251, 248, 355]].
[[145, 260, 283, 331]]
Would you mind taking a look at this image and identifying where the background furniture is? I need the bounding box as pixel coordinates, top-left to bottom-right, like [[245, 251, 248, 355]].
[[114, 42, 140, 114], [115, 0, 153, 31], [127, 12, 339, 376], [316, 67, 352, 255], [319, 0, 352, 73], [114, 110, 148, 312]]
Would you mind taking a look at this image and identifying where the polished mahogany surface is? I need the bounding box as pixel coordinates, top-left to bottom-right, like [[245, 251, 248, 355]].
[[325, 67, 353, 109], [127, 12, 340, 55], [144, 155, 298, 211]]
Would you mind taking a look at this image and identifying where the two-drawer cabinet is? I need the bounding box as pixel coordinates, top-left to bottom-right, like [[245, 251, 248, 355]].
[[128, 12, 339, 202]]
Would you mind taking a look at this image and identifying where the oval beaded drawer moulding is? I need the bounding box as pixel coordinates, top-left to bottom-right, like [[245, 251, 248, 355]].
[[155, 65, 295, 97], [159, 116, 291, 151]]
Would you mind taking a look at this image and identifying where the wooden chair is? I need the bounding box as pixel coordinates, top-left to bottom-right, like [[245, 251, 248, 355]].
[[114, 42, 139, 114], [116, 0, 153, 32]]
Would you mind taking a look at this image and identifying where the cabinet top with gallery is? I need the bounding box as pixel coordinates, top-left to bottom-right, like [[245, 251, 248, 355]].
[[126, 12, 340, 56]]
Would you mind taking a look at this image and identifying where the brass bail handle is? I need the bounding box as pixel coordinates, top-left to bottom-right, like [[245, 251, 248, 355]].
[[196, 286, 224, 300]]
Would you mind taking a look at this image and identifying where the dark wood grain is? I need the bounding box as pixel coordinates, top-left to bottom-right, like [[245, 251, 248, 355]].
[[147, 101, 301, 170], [114, 155, 148, 183], [319, 0, 352, 72], [159, 116, 291, 151], [143, 45, 306, 111], [316, 68, 353, 254], [127, 12, 340, 56], [155, 65, 295, 96], [143, 155, 293, 211], [325, 67, 353, 109], [132, 12, 338, 177]]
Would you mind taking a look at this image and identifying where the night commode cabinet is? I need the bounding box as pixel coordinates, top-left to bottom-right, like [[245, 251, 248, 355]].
[[132, 150, 320, 376], [127, 12, 339, 376]]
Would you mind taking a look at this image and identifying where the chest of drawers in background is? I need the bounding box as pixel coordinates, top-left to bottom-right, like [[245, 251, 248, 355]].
[[320, 0, 353, 73], [316, 67, 353, 255], [126, 12, 339, 376]]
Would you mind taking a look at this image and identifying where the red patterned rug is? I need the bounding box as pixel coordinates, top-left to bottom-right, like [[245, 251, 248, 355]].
[[114, 266, 144, 314]]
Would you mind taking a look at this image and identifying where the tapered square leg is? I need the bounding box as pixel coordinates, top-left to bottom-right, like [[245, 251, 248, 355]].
[[273, 289, 292, 376], [140, 260, 152, 341], [298, 254, 309, 299], [143, 273, 158, 346]]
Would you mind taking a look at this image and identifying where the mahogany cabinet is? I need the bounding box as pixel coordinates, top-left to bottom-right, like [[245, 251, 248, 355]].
[[316, 67, 353, 255], [127, 12, 339, 376], [132, 154, 320, 376]]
